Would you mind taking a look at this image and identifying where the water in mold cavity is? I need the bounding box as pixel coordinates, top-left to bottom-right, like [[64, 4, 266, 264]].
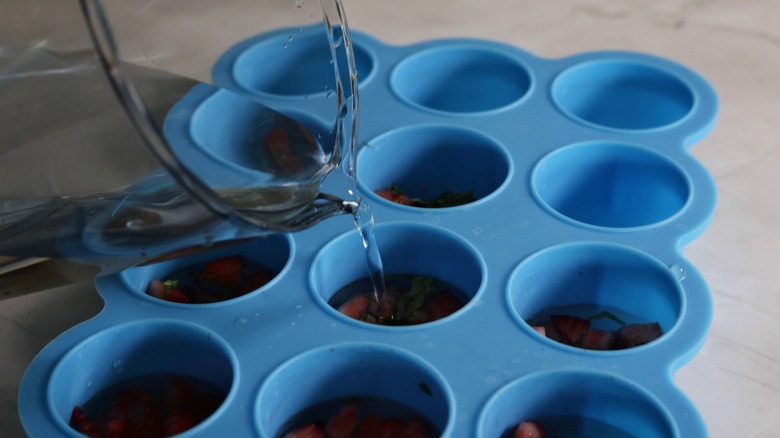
[[502, 416, 636, 438], [527, 303, 654, 330], [278, 396, 439, 438]]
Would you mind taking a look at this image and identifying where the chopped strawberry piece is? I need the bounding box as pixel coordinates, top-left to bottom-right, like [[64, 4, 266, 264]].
[[69, 407, 99, 437], [238, 271, 274, 294], [392, 417, 429, 438], [376, 188, 396, 201], [542, 321, 566, 344], [426, 291, 463, 320], [147, 279, 167, 299], [165, 288, 190, 303], [337, 294, 370, 319], [284, 423, 326, 438], [550, 315, 591, 346], [515, 420, 547, 438], [581, 328, 617, 350], [165, 377, 198, 411], [199, 256, 243, 287], [376, 188, 413, 206], [379, 418, 406, 438], [165, 408, 199, 435], [356, 415, 384, 438], [531, 326, 546, 337], [616, 322, 663, 349], [101, 417, 127, 438], [325, 404, 360, 438]]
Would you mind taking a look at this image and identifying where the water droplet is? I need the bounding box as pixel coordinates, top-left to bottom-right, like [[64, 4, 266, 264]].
[[288, 36, 294, 42], [87, 380, 93, 387], [282, 43, 288, 49], [113, 360, 124, 373], [235, 317, 249, 324], [295, 0, 303, 7], [295, 304, 302, 309], [290, 321, 296, 326], [472, 227, 484, 236], [670, 263, 686, 281], [326, 91, 334, 99], [125, 219, 144, 230]]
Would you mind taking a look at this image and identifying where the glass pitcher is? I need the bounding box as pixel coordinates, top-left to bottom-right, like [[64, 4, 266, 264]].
[[0, 0, 360, 296]]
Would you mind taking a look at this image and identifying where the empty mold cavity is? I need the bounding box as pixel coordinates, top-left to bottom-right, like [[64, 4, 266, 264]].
[[391, 46, 532, 113], [478, 370, 676, 437], [532, 142, 690, 229], [310, 222, 485, 326], [232, 30, 374, 97], [121, 233, 292, 305], [552, 59, 694, 130], [255, 343, 453, 437], [358, 125, 510, 208], [507, 242, 683, 350], [47, 320, 236, 436]]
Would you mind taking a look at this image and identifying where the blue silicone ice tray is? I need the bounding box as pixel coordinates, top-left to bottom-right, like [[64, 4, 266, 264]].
[[19, 27, 718, 437]]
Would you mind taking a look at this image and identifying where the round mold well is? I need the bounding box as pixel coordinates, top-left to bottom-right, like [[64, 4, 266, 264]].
[[47, 320, 237, 437], [309, 222, 486, 327], [121, 233, 293, 306], [231, 29, 375, 97], [531, 142, 691, 230], [187, 89, 334, 179], [477, 370, 677, 437], [507, 242, 684, 352], [255, 343, 454, 437], [390, 45, 532, 114], [552, 59, 695, 131], [358, 125, 511, 209]]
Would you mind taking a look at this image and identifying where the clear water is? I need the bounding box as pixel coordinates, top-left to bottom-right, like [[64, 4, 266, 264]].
[[277, 396, 437, 438], [502, 415, 640, 438]]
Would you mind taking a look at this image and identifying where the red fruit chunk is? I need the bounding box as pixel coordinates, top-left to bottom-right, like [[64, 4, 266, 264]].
[[426, 292, 462, 320], [338, 294, 370, 319], [581, 328, 617, 351], [325, 404, 360, 438], [356, 415, 385, 438], [515, 420, 547, 438], [238, 271, 274, 294], [379, 418, 407, 438], [376, 188, 413, 206], [147, 279, 167, 299], [284, 423, 326, 438], [165, 288, 190, 303], [542, 321, 566, 344], [199, 256, 243, 287], [165, 377, 198, 411], [70, 407, 99, 437], [102, 417, 127, 438], [393, 417, 429, 438], [616, 322, 663, 349], [550, 315, 591, 346], [165, 408, 198, 435]]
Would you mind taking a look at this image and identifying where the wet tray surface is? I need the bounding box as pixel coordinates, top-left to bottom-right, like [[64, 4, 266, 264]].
[[19, 29, 718, 437]]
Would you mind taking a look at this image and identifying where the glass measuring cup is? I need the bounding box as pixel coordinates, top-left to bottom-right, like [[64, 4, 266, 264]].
[[0, 0, 360, 294]]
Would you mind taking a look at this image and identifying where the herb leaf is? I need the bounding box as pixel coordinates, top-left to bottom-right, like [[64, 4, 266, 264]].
[[587, 310, 627, 325], [394, 277, 438, 321]]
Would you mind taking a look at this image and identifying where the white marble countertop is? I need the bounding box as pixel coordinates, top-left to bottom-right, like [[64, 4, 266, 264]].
[[2, 1, 779, 436]]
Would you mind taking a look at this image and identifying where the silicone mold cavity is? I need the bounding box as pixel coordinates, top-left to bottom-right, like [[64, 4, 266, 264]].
[[255, 343, 453, 437], [47, 320, 236, 436], [507, 242, 684, 349], [552, 59, 695, 131], [121, 233, 292, 305], [532, 142, 691, 230], [230, 29, 374, 98], [358, 124, 511, 209], [310, 222, 485, 326], [391, 45, 532, 114], [478, 370, 677, 437]]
